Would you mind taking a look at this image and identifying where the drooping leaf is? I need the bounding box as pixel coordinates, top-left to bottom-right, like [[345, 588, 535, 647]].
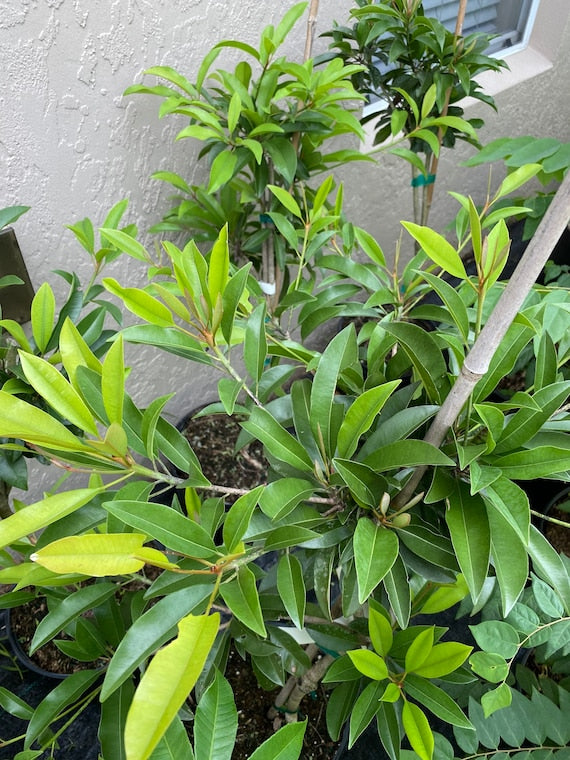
[[124, 613, 219, 760], [220, 564, 266, 636], [402, 700, 434, 760]]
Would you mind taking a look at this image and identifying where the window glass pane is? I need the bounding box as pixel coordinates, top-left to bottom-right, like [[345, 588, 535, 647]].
[[421, 0, 538, 54]]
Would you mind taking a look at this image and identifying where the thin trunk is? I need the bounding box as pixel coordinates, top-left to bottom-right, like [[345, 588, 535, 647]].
[[393, 170, 570, 509]]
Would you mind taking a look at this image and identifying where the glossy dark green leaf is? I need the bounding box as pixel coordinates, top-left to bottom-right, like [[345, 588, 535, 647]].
[[354, 518, 399, 603], [220, 564, 266, 636], [528, 525, 570, 614], [337, 381, 401, 459], [25, 670, 101, 748], [247, 720, 307, 760], [30, 583, 116, 653], [244, 302, 267, 384], [276, 554, 306, 629], [259, 478, 315, 521], [241, 407, 313, 474], [220, 263, 251, 345], [223, 485, 264, 552], [99, 678, 135, 760], [473, 319, 534, 402], [376, 702, 401, 760], [404, 673, 473, 729], [349, 681, 386, 748], [148, 716, 195, 760], [445, 482, 490, 601], [364, 439, 454, 473], [333, 458, 387, 508], [194, 670, 237, 760], [326, 681, 360, 742], [104, 500, 216, 558], [383, 555, 411, 629], [486, 501, 528, 615], [490, 446, 570, 480]]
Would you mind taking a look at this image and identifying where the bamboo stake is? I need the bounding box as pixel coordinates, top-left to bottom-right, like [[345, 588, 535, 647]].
[[394, 170, 570, 508]]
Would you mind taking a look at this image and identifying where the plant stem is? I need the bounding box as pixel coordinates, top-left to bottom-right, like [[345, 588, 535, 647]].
[[530, 508, 570, 528], [0, 480, 12, 520], [393, 169, 570, 509]]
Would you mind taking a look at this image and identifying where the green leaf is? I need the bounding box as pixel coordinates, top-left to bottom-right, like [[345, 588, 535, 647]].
[[223, 486, 263, 553], [0, 487, 104, 549], [30, 582, 117, 653], [401, 222, 466, 279], [267, 184, 303, 219], [101, 334, 125, 425], [220, 564, 266, 636], [363, 440, 454, 472], [402, 701, 434, 760], [276, 554, 306, 629], [25, 670, 102, 749], [104, 500, 216, 558], [413, 642, 473, 679], [469, 651, 508, 683], [333, 459, 387, 509], [349, 681, 386, 748], [416, 270, 469, 343], [336, 381, 400, 459], [376, 702, 401, 760], [258, 478, 314, 521], [99, 679, 135, 760], [490, 446, 570, 480], [528, 525, 570, 614], [244, 302, 267, 383], [101, 584, 215, 701], [194, 670, 237, 760], [124, 613, 219, 760], [368, 604, 393, 658], [31, 533, 151, 576], [405, 627, 434, 672], [208, 151, 238, 194], [404, 674, 473, 729], [445, 482, 490, 601], [19, 352, 98, 435], [100, 227, 150, 262], [354, 519, 399, 603], [247, 721, 306, 760], [381, 322, 448, 403], [480, 682, 512, 718], [0, 687, 33, 720], [310, 326, 358, 458], [241, 407, 313, 474], [30, 282, 55, 353], [0, 204, 29, 229], [208, 224, 230, 309], [495, 163, 542, 199], [383, 555, 411, 629], [469, 621, 520, 658], [486, 503, 528, 616], [148, 717, 194, 760], [104, 278, 175, 327], [347, 649, 388, 680]]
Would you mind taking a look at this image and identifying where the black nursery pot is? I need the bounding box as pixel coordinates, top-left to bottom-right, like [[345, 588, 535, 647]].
[[4, 606, 68, 680]]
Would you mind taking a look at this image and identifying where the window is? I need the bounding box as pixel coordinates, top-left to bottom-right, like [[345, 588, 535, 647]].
[[421, 0, 541, 56]]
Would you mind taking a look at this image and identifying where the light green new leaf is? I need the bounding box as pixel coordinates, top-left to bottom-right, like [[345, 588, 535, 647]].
[[353, 519, 399, 603], [480, 682, 512, 718], [445, 482, 490, 601], [267, 184, 303, 219], [220, 564, 266, 636], [347, 649, 388, 681], [405, 627, 434, 672], [412, 642, 473, 679], [0, 487, 103, 549], [30, 282, 55, 353], [19, 352, 98, 435], [100, 228, 150, 262], [102, 334, 125, 425], [402, 701, 434, 760], [208, 151, 238, 194], [59, 318, 102, 386], [101, 584, 215, 701], [336, 381, 400, 459], [495, 164, 542, 199], [31, 533, 154, 576], [368, 605, 393, 658], [247, 721, 306, 760], [401, 222, 466, 279], [104, 278, 175, 327], [208, 224, 230, 308], [277, 554, 306, 630], [124, 613, 219, 760], [194, 670, 237, 760]]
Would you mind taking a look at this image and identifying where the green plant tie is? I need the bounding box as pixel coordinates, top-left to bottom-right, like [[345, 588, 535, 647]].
[[411, 173, 436, 187], [259, 213, 273, 224], [272, 703, 300, 715], [319, 645, 341, 658]]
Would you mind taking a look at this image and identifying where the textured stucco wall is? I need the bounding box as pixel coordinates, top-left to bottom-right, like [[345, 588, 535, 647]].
[[1, 1, 569, 500]]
